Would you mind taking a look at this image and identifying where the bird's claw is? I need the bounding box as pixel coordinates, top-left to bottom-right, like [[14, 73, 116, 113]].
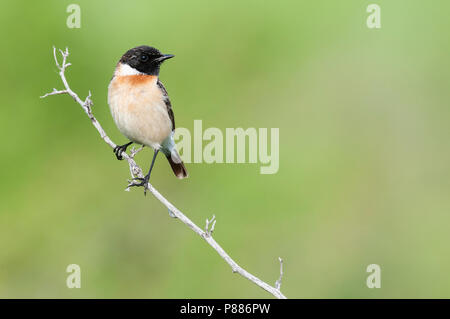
[[114, 145, 124, 161], [113, 146, 125, 160], [113, 142, 133, 160], [128, 175, 150, 195]]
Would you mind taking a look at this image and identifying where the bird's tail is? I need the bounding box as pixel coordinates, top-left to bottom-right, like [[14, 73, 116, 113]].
[[161, 133, 188, 179], [166, 150, 188, 179]]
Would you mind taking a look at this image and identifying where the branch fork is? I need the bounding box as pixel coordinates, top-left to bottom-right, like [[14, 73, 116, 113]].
[[205, 215, 216, 237]]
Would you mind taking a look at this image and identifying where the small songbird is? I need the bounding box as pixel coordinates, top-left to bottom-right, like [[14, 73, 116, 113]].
[[108, 45, 188, 194]]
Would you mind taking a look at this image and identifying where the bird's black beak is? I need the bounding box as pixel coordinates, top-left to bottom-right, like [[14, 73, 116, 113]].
[[155, 54, 175, 63]]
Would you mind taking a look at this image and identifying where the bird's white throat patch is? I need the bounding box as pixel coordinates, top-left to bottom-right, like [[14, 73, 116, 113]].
[[115, 63, 144, 76]]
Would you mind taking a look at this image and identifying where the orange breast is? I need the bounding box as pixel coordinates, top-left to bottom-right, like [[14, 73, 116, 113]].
[[114, 74, 157, 86], [108, 74, 172, 148]]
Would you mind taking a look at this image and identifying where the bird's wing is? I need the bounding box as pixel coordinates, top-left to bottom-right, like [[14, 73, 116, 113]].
[[157, 79, 175, 131]]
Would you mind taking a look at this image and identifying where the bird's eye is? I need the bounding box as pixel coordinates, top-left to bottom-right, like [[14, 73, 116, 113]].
[[140, 54, 149, 62]]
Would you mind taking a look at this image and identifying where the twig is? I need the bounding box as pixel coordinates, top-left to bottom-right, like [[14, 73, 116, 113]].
[[205, 215, 216, 237], [41, 47, 287, 299], [129, 145, 144, 159], [275, 257, 284, 290]]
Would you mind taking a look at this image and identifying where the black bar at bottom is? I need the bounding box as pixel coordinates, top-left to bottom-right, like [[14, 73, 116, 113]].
[[0, 299, 446, 317]]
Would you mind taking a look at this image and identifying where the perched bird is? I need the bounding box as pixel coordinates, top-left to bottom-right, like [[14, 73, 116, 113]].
[[108, 45, 188, 194]]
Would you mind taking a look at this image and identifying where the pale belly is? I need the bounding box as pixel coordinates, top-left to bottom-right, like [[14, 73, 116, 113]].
[[108, 76, 172, 149]]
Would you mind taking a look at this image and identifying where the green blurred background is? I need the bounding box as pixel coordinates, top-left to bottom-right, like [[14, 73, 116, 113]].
[[0, 0, 449, 298]]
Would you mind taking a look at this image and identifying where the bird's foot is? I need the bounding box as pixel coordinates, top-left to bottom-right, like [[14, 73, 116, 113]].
[[113, 142, 133, 160], [128, 174, 151, 195]]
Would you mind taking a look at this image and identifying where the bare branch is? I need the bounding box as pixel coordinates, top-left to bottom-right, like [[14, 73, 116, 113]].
[[41, 47, 287, 299], [53, 47, 61, 70], [129, 145, 144, 159], [205, 215, 216, 237], [40, 88, 68, 98], [275, 257, 284, 291]]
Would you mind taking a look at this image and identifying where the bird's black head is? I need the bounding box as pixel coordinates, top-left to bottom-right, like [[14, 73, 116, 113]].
[[119, 45, 174, 76]]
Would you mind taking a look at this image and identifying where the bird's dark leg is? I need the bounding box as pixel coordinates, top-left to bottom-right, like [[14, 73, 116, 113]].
[[130, 149, 159, 195], [113, 141, 133, 160]]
